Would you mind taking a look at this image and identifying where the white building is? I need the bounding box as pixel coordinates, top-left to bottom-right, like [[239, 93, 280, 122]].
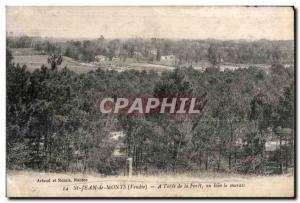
[[160, 55, 176, 61], [95, 55, 107, 62]]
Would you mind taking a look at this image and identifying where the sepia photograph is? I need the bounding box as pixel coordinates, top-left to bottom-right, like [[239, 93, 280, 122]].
[[5, 6, 295, 198]]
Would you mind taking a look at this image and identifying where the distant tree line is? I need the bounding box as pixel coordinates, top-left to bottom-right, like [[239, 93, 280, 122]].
[[7, 36, 294, 65], [6, 47, 294, 175]]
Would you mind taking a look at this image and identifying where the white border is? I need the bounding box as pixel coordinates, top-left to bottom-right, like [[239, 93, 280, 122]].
[[1, 0, 298, 6], [1, 0, 298, 202]]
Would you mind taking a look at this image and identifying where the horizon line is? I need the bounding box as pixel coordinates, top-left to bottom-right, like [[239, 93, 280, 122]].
[[6, 33, 294, 42]]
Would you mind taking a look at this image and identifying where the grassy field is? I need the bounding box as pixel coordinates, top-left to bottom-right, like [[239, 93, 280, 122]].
[[6, 171, 294, 197], [13, 55, 99, 73], [11, 48, 46, 56], [11, 48, 97, 73], [10, 48, 176, 74]]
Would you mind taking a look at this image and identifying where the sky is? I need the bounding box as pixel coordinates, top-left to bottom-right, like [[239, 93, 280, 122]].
[[6, 6, 294, 40]]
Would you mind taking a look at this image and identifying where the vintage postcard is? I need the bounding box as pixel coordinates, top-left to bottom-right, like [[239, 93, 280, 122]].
[[6, 6, 295, 198]]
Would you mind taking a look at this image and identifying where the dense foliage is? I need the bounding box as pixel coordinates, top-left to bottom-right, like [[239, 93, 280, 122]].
[[6, 47, 294, 175]]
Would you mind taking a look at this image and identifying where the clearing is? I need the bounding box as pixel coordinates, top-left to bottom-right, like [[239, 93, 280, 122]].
[[11, 48, 97, 73]]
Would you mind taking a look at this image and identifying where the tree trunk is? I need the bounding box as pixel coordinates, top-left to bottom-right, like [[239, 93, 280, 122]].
[[228, 121, 233, 170], [218, 143, 222, 171], [199, 150, 202, 171], [285, 135, 288, 170], [205, 151, 208, 170], [279, 134, 283, 174], [173, 140, 182, 173]]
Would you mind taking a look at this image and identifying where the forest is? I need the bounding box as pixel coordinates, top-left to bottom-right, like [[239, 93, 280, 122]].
[[6, 36, 294, 176]]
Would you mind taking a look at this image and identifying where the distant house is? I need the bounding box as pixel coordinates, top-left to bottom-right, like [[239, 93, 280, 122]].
[[159, 55, 176, 66], [160, 55, 176, 61], [95, 55, 107, 62]]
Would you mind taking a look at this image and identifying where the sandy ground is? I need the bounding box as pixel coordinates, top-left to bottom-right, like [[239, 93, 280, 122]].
[[6, 171, 294, 198]]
